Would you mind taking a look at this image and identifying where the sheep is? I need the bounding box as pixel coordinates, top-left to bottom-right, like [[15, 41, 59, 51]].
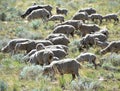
[[88, 13, 103, 24], [21, 4, 53, 18], [27, 8, 50, 21], [94, 38, 109, 49], [45, 33, 66, 40], [1, 39, 29, 55], [36, 43, 68, 59], [79, 24, 100, 37], [53, 25, 75, 37], [43, 58, 81, 81], [72, 12, 88, 23], [76, 53, 97, 69], [78, 33, 107, 51], [79, 8, 96, 15], [49, 36, 70, 46], [103, 14, 119, 23], [45, 45, 68, 53], [100, 41, 120, 55], [47, 15, 64, 23], [56, 7, 68, 16], [95, 29, 109, 38], [15, 40, 53, 53], [55, 20, 83, 30], [24, 43, 67, 62], [29, 49, 54, 65]]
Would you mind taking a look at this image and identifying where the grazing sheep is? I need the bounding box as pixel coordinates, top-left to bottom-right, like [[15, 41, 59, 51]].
[[79, 8, 96, 15], [88, 13, 103, 24], [72, 12, 88, 23], [27, 8, 50, 21], [94, 38, 109, 49], [103, 14, 119, 23], [55, 20, 83, 30], [100, 41, 120, 55], [43, 58, 81, 81], [79, 24, 100, 37], [24, 43, 67, 62], [15, 40, 53, 53], [29, 49, 54, 65], [53, 25, 75, 37], [45, 33, 66, 40], [47, 15, 64, 23], [96, 29, 109, 38], [78, 33, 107, 50], [49, 36, 70, 46], [56, 7, 68, 16], [21, 5, 53, 18], [1, 39, 29, 55], [76, 53, 97, 69], [46, 45, 68, 53], [36, 44, 67, 59]]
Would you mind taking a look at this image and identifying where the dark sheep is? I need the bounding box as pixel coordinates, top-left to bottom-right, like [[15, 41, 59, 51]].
[[43, 59, 81, 81], [78, 33, 107, 51], [88, 13, 103, 24], [53, 25, 75, 37], [76, 53, 97, 69], [79, 24, 100, 37], [49, 36, 70, 46], [100, 41, 120, 55], [1, 39, 29, 55], [79, 8, 96, 15], [56, 7, 68, 16], [21, 4, 53, 18], [15, 40, 53, 53], [72, 12, 88, 23], [27, 8, 50, 21], [103, 14, 119, 23], [47, 15, 64, 23], [55, 20, 83, 30]]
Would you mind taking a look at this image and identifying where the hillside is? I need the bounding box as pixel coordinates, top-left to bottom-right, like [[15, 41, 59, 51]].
[[0, 0, 120, 91]]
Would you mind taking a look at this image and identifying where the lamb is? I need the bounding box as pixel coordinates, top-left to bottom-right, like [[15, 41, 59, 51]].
[[45, 33, 66, 40], [49, 36, 70, 46], [72, 12, 88, 23], [56, 7, 68, 16], [15, 40, 53, 53], [79, 24, 100, 37], [79, 8, 96, 15], [29, 49, 54, 65], [103, 14, 119, 23], [100, 41, 120, 55], [43, 58, 81, 81], [21, 4, 53, 18], [76, 53, 97, 69], [55, 20, 83, 30], [1, 39, 29, 55], [47, 15, 64, 23], [88, 13, 103, 24], [27, 8, 50, 21], [78, 33, 107, 51], [53, 25, 75, 37]]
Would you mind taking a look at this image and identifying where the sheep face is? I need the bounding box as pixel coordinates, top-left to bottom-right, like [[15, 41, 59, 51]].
[[43, 66, 53, 75]]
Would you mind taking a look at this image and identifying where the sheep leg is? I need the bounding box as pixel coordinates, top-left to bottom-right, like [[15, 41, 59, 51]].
[[92, 60, 97, 69], [72, 74, 76, 81], [76, 72, 80, 80]]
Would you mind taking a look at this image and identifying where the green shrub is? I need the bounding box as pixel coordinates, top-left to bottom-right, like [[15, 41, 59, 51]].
[[30, 20, 41, 30], [0, 80, 8, 91], [71, 77, 103, 91], [20, 65, 43, 80]]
